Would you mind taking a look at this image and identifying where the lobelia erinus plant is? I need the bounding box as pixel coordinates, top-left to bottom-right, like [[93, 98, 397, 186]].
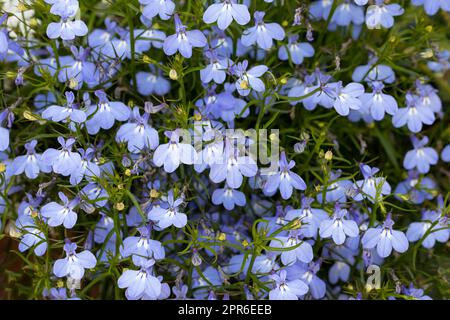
[[0, 0, 449, 301]]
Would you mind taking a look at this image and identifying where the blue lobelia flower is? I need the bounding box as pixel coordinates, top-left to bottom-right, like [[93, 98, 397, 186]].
[[53, 240, 97, 280], [212, 184, 246, 210], [270, 229, 314, 266], [263, 151, 306, 200], [203, 0, 250, 30], [402, 284, 432, 300], [415, 80, 442, 113], [120, 225, 165, 266], [403, 135, 438, 174], [278, 35, 315, 65], [57, 46, 97, 89], [118, 259, 162, 300], [46, 12, 88, 41], [209, 140, 258, 189], [241, 11, 285, 50], [354, 0, 369, 5], [359, 81, 398, 121], [152, 129, 197, 173], [317, 171, 353, 204], [392, 92, 435, 133], [41, 192, 79, 229], [286, 260, 326, 299], [45, 0, 80, 17], [232, 60, 268, 96], [319, 203, 359, 245], [70, 148, 101, 185], [147, 190, 187, 229], [411, 0, 450, 15], [331, 81, 365, 116], [442, 144, 450, 162], [353, 163, 391, 203], [41, 137, 81, 176], [361, 213, 409, 258], [16, 213, 47, 256], [0, 108, 12, 151], [332, 1, 365, 27], [11, 140, 50, 179], [116, 106, 159, 153], [163, 14, 207, 59], [427, 49, 449, 73], [352, 56, 396, 84], [406, 196, 449, 249], [85, 90, 131, 135], [42, 91, 86, 124], [139, 0, 175, 20], [269, 269, 308, 300], [136, 65, 170, 97], [394, 170, 436, 204], [285, 197, 328, 239], [365, 0, 404, 29], [200, 49, 232, 84]]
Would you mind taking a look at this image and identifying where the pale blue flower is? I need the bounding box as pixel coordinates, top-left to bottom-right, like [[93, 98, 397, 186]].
[[241, 11, 285, 50], [407, 197, 449, 249], [152, 129, 197, 173], [53, 240, 97, 280], [411, 0, 450, 15], [285, 197, 328, 239], [232, 60, 268, 96], [85, 90, 131, 135], [147, 190, 187, 229], [278, 35, 314, 65], [163, 14, 207, 58], [331, 81, 365, 116], [41, 192, 79, 229], [42, 91, 86, 124], [139, 0, 175, 20], [200, 49, 232, 84], [203, 0, 250, 30], [116, 106, 159, 153], [352, 56, 396, 83], [263, 151, 306, 200], [319, 204, 359, 245], [353, 163, 391, 203], [41, 137, 81, 176], [270, 230, 314, 265], [212, 184, 246, 210], [362, 213, 409, 258], [11, 140, 51, 179], [359, 81, 398, 120], [46, 13, 88, 40], [403, 136, 438, 174], [442, 144, 450, 162], [120, 225, 165, 266], [70, 148, 101, 185], [269, 270, 308, 300], [365, 0, 404, 29], [286, 260, 326, 299], [209, 142, 258, 189], [392, 92, 435, 133]]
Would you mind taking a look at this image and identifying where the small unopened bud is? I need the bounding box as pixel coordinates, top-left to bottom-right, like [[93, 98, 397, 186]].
[[217, 232, 226, 241], [68, 78, 79, 89], [191, 250, 202, 266], [0, 163, 6, 173], [124, 169, 131, 176], [150, 189, 159, 198], [324, 150, 333, 161], [142, 55, 152, 64], [115, 202, 125, 211], [241, 239, 249, 247], [169, 69, 178, 80], [425, 25, 432, 33]]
